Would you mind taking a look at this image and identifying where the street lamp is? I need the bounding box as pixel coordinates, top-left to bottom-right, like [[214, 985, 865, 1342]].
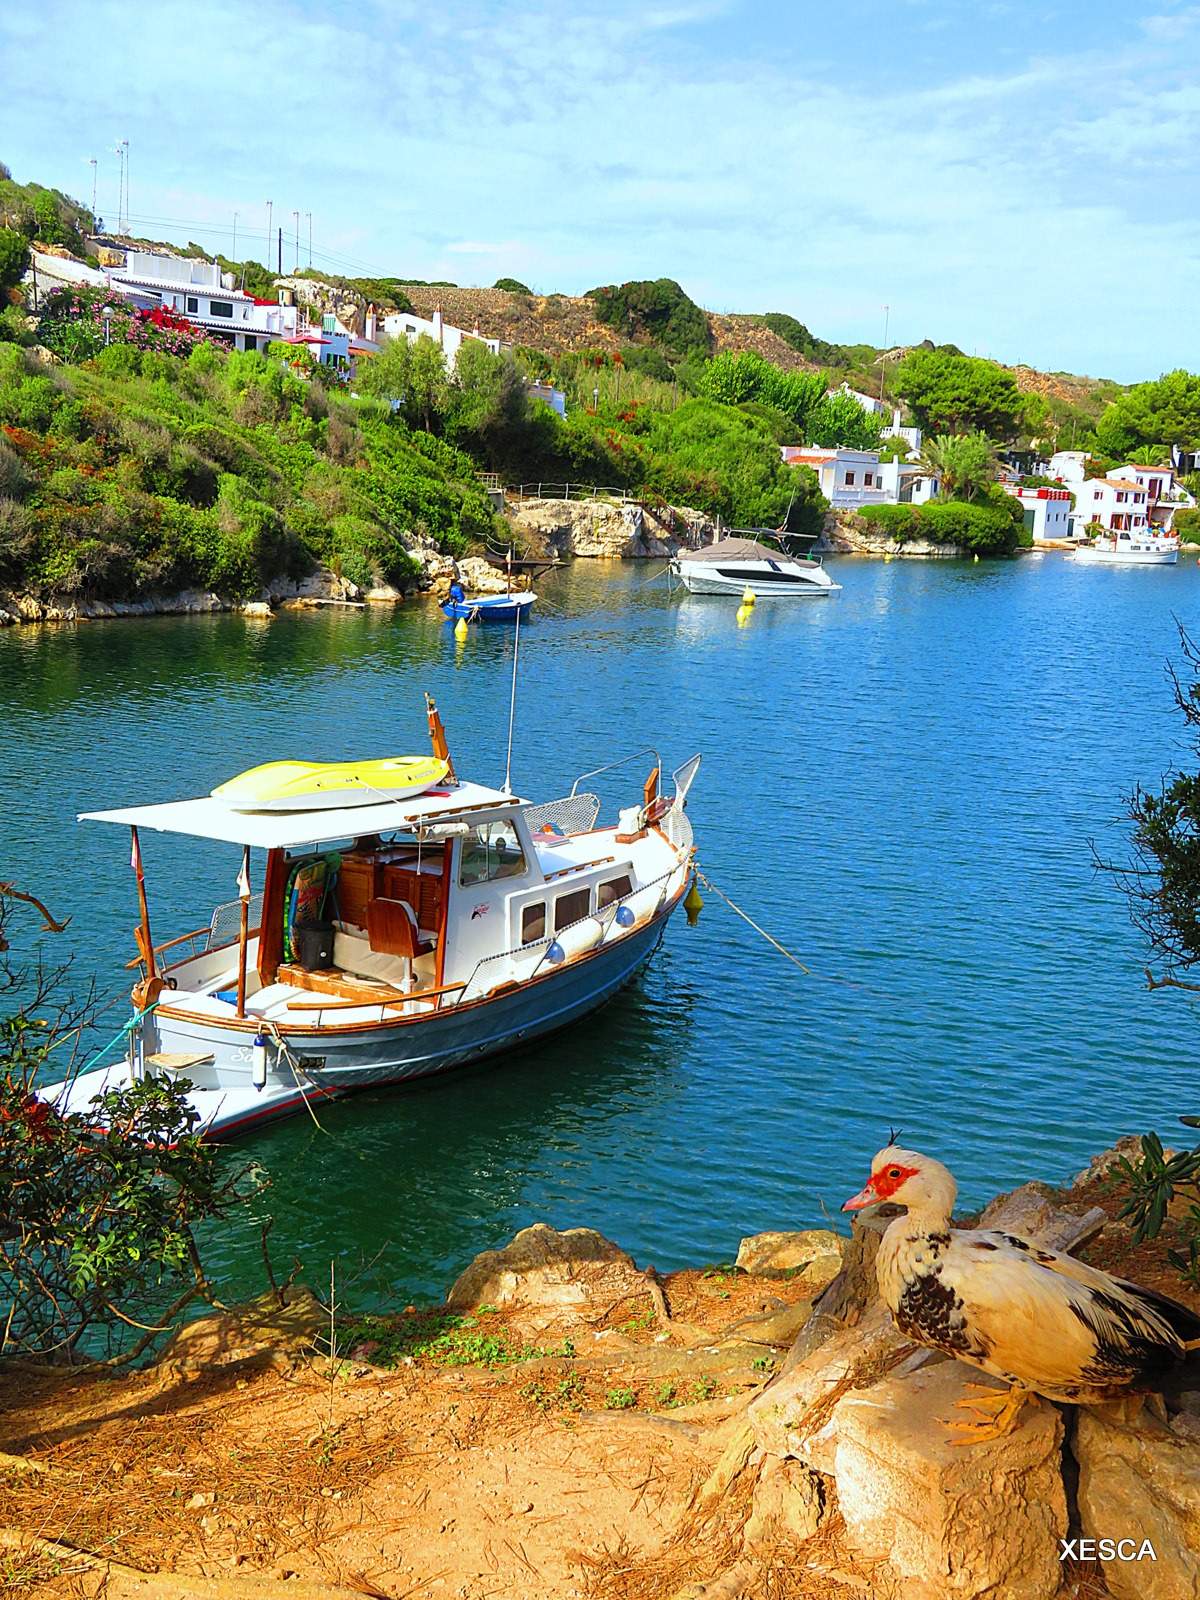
[[101, 305, 115, 347], [593, 386, 599, 412]]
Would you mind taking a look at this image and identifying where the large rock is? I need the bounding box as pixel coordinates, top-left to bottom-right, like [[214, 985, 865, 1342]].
[[978, 1183, 1106, 1254], [747, 1299, 913, 1465], [157, 1285, 324, 1378], [835, 1361, 1067, 1600], [455, 555, 513, 595], [1071, 1135, 1176, 1190], [735, 1228, 843, 1292], [1074, 1405, 1200, 1599], [508, 497, 717, 559], [445, 1223, 644, 1312], [743, 1455, 827, 1551], [810, 1204, 904, 1325]]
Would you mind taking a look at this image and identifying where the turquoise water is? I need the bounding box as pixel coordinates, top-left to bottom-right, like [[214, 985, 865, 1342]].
[[2, 556, 1197, 1302]]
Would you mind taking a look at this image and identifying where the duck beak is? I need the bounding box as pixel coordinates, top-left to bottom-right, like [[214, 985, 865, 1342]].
[[842, 1183, 876, 1212]]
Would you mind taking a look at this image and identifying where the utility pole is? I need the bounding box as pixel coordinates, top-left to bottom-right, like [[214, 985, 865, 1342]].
[[266, 201, 273, 270], [124, 140, 129, 232], [878, 304, 890, 405], [306, 212, 312, 267], [111, 141, 127, 235], [277, 227, 282, 277], [87, 159, 97, 231], [293, 210, 300, 273]]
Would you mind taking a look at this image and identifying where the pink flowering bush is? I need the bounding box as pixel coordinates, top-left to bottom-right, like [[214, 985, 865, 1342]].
[[37, 286, 213, 363]]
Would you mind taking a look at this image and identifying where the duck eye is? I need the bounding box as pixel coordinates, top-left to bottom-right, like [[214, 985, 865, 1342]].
[[888, 1167, 901, 1178]]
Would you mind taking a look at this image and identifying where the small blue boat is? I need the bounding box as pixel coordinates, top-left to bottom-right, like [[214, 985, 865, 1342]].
[[441, 590, 536, 623]]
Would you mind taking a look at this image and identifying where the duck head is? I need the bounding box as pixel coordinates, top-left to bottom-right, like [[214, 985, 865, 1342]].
[[842, 1145, 957, 1227]]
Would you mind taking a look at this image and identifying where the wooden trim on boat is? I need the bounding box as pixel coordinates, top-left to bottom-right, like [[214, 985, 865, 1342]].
[[435, 841, 452, 995], [542, 855, 617, 883], [153, 875, 687, 1038], [125, 925, 210, 970]]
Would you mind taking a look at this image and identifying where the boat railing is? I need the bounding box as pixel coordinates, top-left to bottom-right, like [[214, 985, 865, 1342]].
[[523, 793, 601, 836], [207, 893, 265, 951], [570, 749, 661, 798]]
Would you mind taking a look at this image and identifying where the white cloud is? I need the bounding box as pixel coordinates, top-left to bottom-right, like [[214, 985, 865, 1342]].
[[3, 0, 1199, 377]]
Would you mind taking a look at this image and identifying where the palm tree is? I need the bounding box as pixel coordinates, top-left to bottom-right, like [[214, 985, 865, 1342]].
[[920, 431, 998, 501]]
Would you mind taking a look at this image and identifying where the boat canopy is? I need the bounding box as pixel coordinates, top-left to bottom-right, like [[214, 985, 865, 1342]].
[[677, 538, 789, 562], [79, 780, 522, 850]]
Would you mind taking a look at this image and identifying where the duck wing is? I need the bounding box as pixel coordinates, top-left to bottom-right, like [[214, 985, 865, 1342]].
[[932, 1230, 1200, 1395]]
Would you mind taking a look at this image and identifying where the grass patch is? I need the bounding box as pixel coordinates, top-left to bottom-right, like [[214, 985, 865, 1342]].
[[341, 1307, 574, 1370]]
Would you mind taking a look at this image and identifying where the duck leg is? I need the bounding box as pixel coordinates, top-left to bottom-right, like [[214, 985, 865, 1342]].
[[941, 1384, 1035, 1445]]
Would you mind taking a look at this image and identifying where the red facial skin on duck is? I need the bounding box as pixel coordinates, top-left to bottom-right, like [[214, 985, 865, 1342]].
[[842, 1162, 919, 1210]]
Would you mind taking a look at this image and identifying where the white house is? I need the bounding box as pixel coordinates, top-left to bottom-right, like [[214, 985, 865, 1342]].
[[1070, 477, 1150, 537], [782, 445, 938, 507], [106, 250, 299, 351], [840, 384, 922, 452], [1004, 484, 1073, 542], [1110, 463, 1195, 530], [380, 306, 501, 369], [1047, 450, 1088, 484]]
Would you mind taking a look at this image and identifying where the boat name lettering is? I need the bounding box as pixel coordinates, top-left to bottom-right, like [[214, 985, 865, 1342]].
[[471, 902, 491, 919]]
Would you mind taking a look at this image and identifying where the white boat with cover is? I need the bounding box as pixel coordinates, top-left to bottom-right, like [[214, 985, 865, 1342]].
[[41, 697, 699, 1139], [671, 537, 841, 597], [1069, 531, 1179, 566]]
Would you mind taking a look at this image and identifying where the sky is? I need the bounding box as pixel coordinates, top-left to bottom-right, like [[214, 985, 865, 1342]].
[[2, 0, 1198, 382]]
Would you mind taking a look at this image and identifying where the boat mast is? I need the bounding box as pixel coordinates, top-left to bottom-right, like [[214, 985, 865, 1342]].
[[130, 826, 156, 980], [503, 601, 522, 795]]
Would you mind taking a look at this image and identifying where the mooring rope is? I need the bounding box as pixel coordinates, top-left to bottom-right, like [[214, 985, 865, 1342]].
[[693, 868, 882, 995]]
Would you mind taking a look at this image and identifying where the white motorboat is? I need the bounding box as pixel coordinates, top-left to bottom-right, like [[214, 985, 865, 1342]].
[[1069, 531, 1179, 567], [41, 698, 699, 1140], [671, 537, 841, 597]]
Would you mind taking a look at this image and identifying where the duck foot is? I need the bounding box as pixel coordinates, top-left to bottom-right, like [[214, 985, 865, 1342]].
[[939, 1385, 1035, 1445]]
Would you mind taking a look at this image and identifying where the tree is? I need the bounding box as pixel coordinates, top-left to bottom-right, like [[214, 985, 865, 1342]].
[[698, 350, 826, 430], [919, 431, 999, 501], [0, 887, 259, 1363], [494, 277, 532, 295], [760, 312, 845, 366], [893, 349, 1024, 438], [805, 390, 884, 450], [1109, 627, 1200, 992], [356, 333, 449, 432], [0, 228, 30, 297], [1094, 370, 1200, 458], [586, 279, 712, 361]]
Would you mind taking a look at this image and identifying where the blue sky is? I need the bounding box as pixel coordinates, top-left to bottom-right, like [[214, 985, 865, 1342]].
[[2, 0, 1197, 381]]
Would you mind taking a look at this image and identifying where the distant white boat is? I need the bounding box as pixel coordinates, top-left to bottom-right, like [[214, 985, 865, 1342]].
[[1070, 531, 1179, 567], [671, 537, 841, 598]]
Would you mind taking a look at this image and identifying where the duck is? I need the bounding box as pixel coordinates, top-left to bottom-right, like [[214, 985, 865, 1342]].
[[842, 1144, 1200, 1440]]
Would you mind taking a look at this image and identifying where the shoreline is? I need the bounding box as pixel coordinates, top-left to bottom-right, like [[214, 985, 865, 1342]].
[[2, 1137, 1198, 1599]]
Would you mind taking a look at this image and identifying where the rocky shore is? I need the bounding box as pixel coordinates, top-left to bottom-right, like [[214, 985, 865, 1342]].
[[1, 1140, 1197, 1599]]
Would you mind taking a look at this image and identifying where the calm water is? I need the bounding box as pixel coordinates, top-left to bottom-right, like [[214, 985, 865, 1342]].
[[2, 556, 1197, 1303]]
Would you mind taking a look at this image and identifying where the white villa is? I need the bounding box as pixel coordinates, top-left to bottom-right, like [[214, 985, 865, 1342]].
[[840, 385, 922, 452], [106, 251, 300, 352], [1071, 477, 1150, 537], [381, 306, 502, 369], [782, 445, 938, 507], [1004, 484, 1073, 542], [1109, 463, 1195, 530]]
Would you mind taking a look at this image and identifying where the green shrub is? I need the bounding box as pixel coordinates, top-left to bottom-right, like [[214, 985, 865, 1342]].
[[859, 497, 1022, 555], [587, 279, 712, 360], [494, 277, 532, 295]]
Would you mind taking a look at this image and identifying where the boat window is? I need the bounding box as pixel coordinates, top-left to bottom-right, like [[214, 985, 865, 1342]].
[[554, 887, 591, 931], [521, 902, 547, 943], [459, 819, 528, 886], [597, 873, 633, 908]]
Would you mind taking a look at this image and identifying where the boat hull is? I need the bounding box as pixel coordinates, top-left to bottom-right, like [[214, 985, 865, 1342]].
[[1070, 545, 1178, 567], [673, 561, 840, 597], [442, 594, 536, 621], [51, 894, 680, 1140]]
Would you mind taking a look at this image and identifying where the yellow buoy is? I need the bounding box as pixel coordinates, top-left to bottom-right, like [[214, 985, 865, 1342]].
[[454, 617, 469, 641], [974, 553, 979, 563], [684, 874, 704, 927], [736, 605, 751, 626], [742, 586, 756, 605], [884, 553, 891, 563]]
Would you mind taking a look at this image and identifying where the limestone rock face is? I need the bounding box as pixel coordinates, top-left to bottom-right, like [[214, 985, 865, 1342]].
[[978, 1183, 1107, 1254], [743, 1455, 827, 1551], [1074, 1406, 1200, 1599], [735, 1229, 843, 1292], [747, 1299, 913, 1463], [1071, 1134, 1175, 1189], [455, 555, 513, 595], [835, 1361, 1067, 1600], [445, 1223, 643, 1313], [508, 497, 717, 559]]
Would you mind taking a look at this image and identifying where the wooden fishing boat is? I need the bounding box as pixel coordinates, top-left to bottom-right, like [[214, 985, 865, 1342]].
[[42, 699, 699, 1140], [441, 592, 536, 622]]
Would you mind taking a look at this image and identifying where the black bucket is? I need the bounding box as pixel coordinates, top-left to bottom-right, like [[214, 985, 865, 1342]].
[[296, 921, 335, 971]]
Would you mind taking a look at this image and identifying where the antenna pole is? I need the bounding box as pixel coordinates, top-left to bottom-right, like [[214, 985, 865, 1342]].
[[503, 604, 521, 795]]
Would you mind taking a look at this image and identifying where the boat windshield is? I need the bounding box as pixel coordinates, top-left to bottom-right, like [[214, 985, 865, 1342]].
[[459, 819, 528, 885]]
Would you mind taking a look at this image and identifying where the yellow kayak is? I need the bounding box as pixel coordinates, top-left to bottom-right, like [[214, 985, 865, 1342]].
[[212, 756, 451, 813]]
